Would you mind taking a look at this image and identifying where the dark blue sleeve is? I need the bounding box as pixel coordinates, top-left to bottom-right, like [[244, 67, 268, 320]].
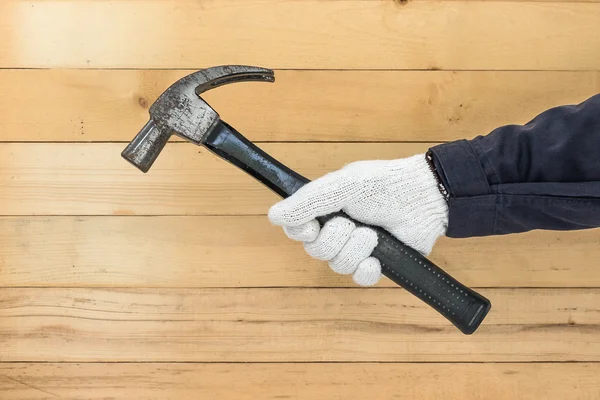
[[429, 93, 600, 238]]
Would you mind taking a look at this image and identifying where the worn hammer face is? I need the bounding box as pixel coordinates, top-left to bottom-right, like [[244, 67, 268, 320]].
[[122, 65, 274, 172]]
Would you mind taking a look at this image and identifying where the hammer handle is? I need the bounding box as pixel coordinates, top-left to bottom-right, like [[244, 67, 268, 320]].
[[204, 121, 491, 334]]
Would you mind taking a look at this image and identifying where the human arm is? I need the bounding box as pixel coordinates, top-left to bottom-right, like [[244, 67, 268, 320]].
[[269, 93, 600, 285], [431, 93, 600, 237]]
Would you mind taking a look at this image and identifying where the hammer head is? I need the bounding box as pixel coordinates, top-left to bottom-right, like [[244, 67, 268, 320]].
[[122, 65, 274, 172]]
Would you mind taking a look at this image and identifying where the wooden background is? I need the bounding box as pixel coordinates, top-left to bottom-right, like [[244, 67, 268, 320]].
[[1, 0, 600, 398]]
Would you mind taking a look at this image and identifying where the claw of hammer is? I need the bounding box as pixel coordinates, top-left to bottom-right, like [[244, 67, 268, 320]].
[[121, 65, 274, 172]]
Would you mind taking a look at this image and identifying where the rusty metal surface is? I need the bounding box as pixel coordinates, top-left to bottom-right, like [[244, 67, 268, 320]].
[[121, 65, 274, 172]]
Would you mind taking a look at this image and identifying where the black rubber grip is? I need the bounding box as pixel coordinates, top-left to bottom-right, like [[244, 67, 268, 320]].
[[203, 120, 491, 334]]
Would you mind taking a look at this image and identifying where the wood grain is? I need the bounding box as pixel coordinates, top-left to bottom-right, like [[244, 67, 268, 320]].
[[2, 0, 599, 395], [2, 1, 600, 69], [1, 288, 599, 362], [2, 216, 600, 288], [2, 69, 599, 142], [2, 363, 599, 400], [0, 142, 432, 215]]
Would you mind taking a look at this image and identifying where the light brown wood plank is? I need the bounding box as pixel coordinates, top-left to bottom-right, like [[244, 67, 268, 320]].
[[0, 142, 433, 215], [1, 216, 599, 288], [2, 363, 599, 400], [1, 70, 599, 142], [2, 1, 600, 69], [1, 288, 599, 362]]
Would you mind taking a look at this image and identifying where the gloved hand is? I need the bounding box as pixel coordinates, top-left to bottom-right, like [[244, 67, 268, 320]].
[[268, 153, 449, 286]]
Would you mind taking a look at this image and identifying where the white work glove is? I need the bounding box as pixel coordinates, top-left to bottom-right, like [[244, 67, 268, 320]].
[[268, 154, 449, 286]]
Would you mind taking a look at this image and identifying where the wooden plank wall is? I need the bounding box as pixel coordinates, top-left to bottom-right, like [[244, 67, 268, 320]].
[[1, 1, 599, 399]]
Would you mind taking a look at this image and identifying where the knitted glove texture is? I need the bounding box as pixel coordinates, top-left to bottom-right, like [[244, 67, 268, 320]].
[[268, 154, 449, 286]]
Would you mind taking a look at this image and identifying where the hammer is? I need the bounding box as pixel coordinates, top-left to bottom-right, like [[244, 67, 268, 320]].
[[122, 65, 491, 334]]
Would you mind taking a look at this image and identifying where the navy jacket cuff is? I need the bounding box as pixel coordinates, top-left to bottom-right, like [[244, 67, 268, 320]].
[[429, 140, 496, 238]]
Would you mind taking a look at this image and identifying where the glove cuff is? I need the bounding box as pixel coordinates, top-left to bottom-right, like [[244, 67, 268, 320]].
[[388, 154, 450, 255], [425, 151, 450, 201]]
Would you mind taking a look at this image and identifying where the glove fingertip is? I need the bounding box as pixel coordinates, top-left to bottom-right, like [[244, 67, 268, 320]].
[[353, 257, 382, 286], [268, 201, 295, 226], [268, 199, 314, 227], [283, 220, 320, 242], [267, 201, 287, 226]]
